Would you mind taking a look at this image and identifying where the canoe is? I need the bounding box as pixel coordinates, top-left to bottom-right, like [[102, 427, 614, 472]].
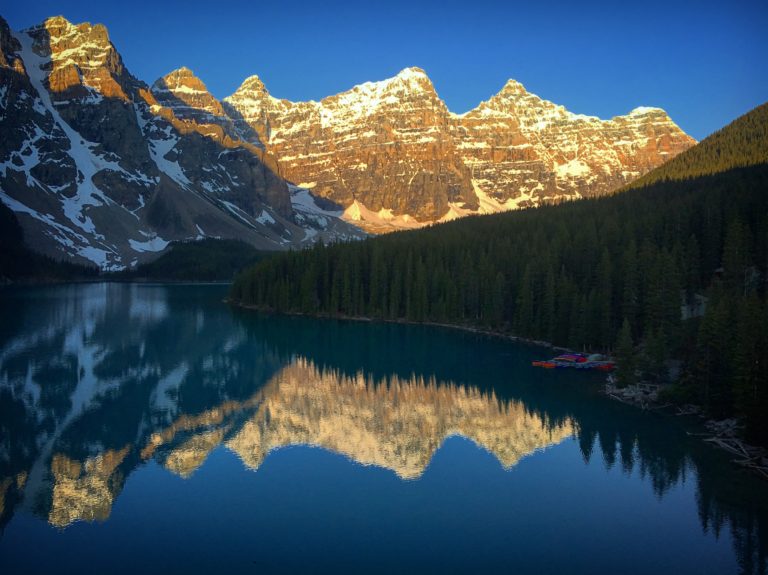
[[532, 356, 615, 371]]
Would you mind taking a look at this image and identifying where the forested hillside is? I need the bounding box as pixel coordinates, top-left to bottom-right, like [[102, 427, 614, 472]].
[[116, 239, 271, 281], [231, 104, 768, 443], [0, 203, 98, 282]]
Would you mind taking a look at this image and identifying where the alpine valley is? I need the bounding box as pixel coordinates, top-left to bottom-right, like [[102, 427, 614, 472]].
[[0, 14, 694, 270], [3, 6, 768, 575]]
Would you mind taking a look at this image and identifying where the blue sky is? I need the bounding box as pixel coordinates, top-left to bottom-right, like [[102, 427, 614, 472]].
[[4, 0, 767, 140]]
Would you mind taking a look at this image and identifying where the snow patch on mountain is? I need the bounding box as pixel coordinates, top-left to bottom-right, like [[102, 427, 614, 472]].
[[556, 159, 591, 179], [343, 200, 423, 232], [288, 184, 367, 243], [128, 236, 170, 253], [134, 106, 191, 187], [629, 106, 665, 116], [225, 66, 694, 234], [18, 31, 110, 235]]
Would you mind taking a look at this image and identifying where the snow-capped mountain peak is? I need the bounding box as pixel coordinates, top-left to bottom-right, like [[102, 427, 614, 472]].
[[223, 67, 695, 230], [152, 66, 228, 121], [0, 15, 364, 269]]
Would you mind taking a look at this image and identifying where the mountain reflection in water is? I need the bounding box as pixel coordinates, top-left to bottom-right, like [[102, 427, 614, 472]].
[[0, 283, 766, 575], [162, 359, 574, 481]]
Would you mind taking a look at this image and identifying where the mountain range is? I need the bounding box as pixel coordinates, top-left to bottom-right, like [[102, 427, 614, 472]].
[[0, 16, 363, 270], [225, 68, 695, 229], [0, 15, 694, 269]]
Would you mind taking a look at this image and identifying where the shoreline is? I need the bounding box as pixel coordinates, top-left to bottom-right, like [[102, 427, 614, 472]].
[[1, 277, 234, 287], [226, 300, 575, 352], [229, 298, 768, 480]]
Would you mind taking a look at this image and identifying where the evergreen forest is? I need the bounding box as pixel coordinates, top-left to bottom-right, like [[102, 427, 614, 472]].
[[0, 202, 98, 282], [231, 103, 768, 444], [116, 238, 270, 281]]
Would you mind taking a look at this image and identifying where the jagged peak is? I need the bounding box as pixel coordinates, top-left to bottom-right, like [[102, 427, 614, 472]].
[[33, 15, 80, 34], [395, 66, 428, 80], [165, 66, 196, 78], [465, 78, 536, 113], [20, 14, 134, 100], [227, 66, 437, 109], [232, 74, 270, 96], [389, 66, 433, 90], [331, 66, 437, 101], [152, 67, 211, 94], [158, 66, 202, 83], [37, 15, 110, 42], [344, 67, 434, 93], [500, 78, 528, 95], [151, 66, 228, 120], [43, 15, 75, 27], [458, 78, 540, 117], [628, 106, 668, 117]]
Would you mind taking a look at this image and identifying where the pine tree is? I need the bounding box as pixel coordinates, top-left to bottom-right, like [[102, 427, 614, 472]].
[[540, 266, 556, 342], [596, 249, 613, 349], [734, 297, 768, 442], [514, 264, 535, 337], [722, 216, 752, 295], [615, 318, 636, 389], [684, 234, 701, 304]]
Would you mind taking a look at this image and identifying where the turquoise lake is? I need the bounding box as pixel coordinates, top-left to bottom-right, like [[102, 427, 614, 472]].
[[0, 283, 766, 574]]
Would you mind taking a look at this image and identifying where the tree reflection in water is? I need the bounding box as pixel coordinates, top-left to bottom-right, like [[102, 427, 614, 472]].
[[0, 284, 765, 574]]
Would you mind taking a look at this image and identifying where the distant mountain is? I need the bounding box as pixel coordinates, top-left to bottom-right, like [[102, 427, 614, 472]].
[[224, 67, 695, 231], [151, 66, 263, 148], [625, 102, 768, 188], [0, 15, 363, 270]]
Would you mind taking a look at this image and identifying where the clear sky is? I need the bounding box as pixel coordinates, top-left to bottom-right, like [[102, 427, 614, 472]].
[[4, 0, 767, 140]]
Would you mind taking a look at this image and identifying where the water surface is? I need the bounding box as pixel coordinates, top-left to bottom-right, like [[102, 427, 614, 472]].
[[0, 284, 766, 574]]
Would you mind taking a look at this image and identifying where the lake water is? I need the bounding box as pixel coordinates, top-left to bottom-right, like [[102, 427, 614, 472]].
[[0, 283, 766, 574]]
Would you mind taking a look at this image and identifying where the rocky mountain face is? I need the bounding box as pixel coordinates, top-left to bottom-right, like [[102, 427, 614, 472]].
[[0, 15, 362, 269], [225, 68, 696, 230], [225, 68, 478, 227], [1, 13, 696, 264], [452, 80, 694, 209], [151, 66, 262, 147]]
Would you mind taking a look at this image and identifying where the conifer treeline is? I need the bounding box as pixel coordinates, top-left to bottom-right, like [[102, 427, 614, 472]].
[[0, 202, 98, 281], [231, 105, 768, 443], [116, 238, 269, 281]]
